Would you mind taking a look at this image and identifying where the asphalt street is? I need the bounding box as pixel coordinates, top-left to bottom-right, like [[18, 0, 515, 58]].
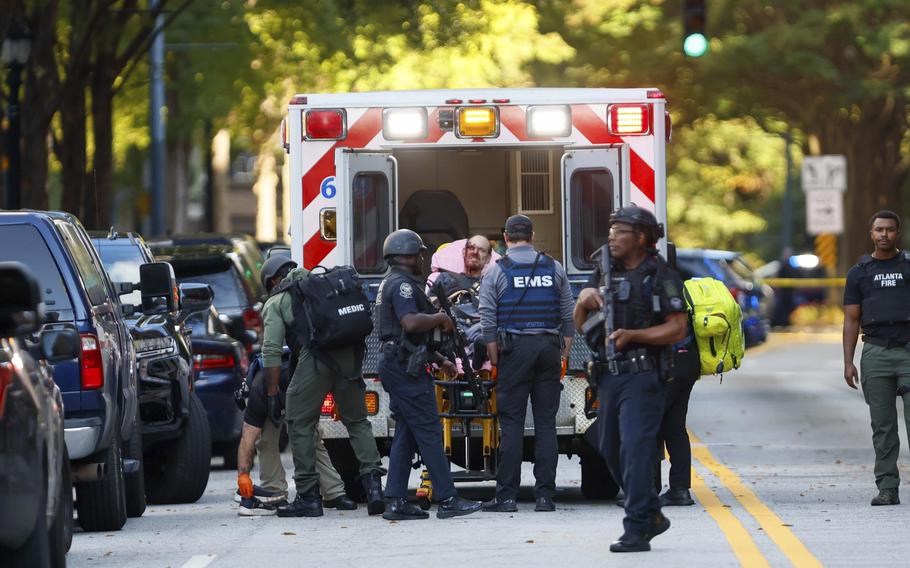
[[68, 331, 909, 567]]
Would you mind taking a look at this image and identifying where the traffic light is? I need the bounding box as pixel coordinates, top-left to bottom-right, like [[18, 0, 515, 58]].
[[683, 0, 708, 57]]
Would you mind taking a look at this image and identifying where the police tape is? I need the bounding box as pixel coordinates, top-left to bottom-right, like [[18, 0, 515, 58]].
[[759, 278, 846, 288]]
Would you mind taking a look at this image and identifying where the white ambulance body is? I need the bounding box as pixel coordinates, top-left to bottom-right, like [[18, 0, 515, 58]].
[[284, 88, 669, 497]]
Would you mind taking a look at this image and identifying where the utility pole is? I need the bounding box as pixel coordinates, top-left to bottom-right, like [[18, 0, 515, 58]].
[[780, 132, 793, 254], [149, 0, 166, 235]]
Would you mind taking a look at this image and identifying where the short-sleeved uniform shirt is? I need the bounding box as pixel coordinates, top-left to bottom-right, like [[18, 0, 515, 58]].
[[583, 254, 686, 353], [844, 255, 910, 343], [377, 268, 433, 343]]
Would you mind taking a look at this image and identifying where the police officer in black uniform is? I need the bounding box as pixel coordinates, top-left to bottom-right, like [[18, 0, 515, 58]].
[[843, 210, 910, 506], [376, 229, 483, 520], [573, 205, 688, 553], [478, 215, 575, 513]]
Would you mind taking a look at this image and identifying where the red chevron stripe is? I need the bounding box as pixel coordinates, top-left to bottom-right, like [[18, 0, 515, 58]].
[[303, 231, 336, 269], [571, 104, 655, 203], [302, 108, 383, 210]]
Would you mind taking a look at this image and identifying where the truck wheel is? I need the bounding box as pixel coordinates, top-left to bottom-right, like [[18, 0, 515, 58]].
[[2, 473, 50, 568], [124, 416, 147, 517], [49, 446, 73, 567], [580, 453, 620, 500], [75, 434, 128, 532], [324, 438, 366, 502], [145, 393, 212, 504]]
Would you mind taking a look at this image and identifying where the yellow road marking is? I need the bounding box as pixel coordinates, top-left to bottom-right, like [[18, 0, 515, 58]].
[[690, 432, 824, 568], [690, 468, 772, 567]]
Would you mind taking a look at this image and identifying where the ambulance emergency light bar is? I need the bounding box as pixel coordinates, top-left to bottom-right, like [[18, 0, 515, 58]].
[[304, 109, 346, 140], [455, 106, 499, 138], [526, 105, 572, 138], [607, 104, 651, 135], [382, 107, 428, 140]]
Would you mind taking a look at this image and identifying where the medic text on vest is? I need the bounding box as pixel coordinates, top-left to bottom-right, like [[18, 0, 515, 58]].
[[512, 275, 554, 288], [873, 272, 904, 287], [338, 303, 367, 316]]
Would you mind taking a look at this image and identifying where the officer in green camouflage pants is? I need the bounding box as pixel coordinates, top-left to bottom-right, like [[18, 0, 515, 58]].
[[261, 267, 385, 517]]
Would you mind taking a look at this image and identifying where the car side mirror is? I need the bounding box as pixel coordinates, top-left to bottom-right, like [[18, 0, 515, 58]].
[[178, 283, 214, 317], [0, 261, 44, 336], [114, 282, 139, 296], [40, 326, 81, 362], [140, 262, 178, 315]]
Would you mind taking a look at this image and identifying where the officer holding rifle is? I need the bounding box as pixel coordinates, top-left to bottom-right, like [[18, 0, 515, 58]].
[[573, 205, 687, 553], [376, 229, 483, 520]]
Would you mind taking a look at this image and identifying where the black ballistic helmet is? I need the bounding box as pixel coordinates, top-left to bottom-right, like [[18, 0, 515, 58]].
[[261, 255, 297, 291], [609, 205, 665, 244], [383, 229, 427, 259]]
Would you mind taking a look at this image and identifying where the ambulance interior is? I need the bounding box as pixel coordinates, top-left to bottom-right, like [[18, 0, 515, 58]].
[[388, 147, 614, 276]]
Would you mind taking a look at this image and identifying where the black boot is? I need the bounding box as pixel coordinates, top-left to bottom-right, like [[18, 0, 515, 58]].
[[437, 495, 483, 519], [382, 497, 429, 520], [360, 470, 385, 515], [323, 494, 358, 510], [277, 486, 323, 517], [660, 488, 695, 506], [871, 488, 900, 506]]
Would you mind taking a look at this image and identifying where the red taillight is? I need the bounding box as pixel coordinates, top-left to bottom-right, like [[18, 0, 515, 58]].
[[193, 353, 236, 371], [321, 393, 335, 416], [305, 109, 346, 140], [80, 334, 104, 390], [0, 362, 13, 420], [607, 103, 651, 135], [243, 308, 263, 334]]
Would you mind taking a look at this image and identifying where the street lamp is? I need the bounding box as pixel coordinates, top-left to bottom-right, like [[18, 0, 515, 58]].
[[2, 17, 33, 210]]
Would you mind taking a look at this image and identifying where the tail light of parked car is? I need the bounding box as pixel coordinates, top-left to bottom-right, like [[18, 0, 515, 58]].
[[242, 308, 263, 335], [80, 334, 104, 390], [0, 362, 13, 419], [193, 353, 236, 372]]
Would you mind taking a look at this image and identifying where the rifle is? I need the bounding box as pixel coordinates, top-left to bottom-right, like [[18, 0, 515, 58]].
[[430, 279, 486, 405], [583, 245, 617, 373]]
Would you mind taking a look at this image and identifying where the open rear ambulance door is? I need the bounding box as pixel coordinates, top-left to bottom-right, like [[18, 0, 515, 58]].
[[561, 146, 628, 277], [336, 150, 397, 279]]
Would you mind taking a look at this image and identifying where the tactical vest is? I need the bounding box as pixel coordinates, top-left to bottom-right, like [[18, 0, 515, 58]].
[[612, 256, 660, 333], [858, 251, 910, 327], [376, 269, 435, 344], [496, 253, 561, 332]]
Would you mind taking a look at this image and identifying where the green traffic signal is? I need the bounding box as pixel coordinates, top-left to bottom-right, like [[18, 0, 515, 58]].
[[684, 33, 708, 57]]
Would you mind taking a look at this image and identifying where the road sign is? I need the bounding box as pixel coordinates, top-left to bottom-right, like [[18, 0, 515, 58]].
[[806, 189, 844, 235], [801, 155, 847, 192]]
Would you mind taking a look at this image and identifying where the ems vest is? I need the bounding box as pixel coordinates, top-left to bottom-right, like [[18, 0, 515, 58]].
[[376, 269, 436, 344], [858, 251, 910, 327], [496, 253, 560, 331]]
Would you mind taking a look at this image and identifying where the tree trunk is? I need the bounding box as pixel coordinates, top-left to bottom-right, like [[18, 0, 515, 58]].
[[20, 102, 50, 211], [254, 147, 278, 243], [59, 85, 87, 217], [212, 129, 231, 232], [819, 99, 909, 273]]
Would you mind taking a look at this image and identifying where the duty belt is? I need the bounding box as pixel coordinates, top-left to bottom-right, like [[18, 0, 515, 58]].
[[592, 350, 657, 376], [863, 336, 910, 351]]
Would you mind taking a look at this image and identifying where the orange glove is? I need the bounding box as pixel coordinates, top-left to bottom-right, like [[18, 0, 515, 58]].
[[238, 472, 254, 499]]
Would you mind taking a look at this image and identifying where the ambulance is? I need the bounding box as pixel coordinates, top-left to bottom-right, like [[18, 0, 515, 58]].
[[282, 88, 670, 499]]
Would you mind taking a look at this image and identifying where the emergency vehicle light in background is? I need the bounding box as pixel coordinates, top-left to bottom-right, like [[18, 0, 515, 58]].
[[320, 208, 336, 241], [305, 109, 346, 140], [527, 105, 572, 138], [382, 107, 428, 140], [607, 104, 651, 135], [456, 106, 499, 138]]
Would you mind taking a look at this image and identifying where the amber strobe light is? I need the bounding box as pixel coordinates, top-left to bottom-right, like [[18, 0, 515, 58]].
[[456, 106, 498, 138]]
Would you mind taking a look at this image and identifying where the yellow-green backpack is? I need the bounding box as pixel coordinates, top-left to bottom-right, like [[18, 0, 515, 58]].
[[683, 277, 745, 376]]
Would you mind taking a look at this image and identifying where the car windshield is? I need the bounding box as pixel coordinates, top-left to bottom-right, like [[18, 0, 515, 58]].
[[0, 224, 75, 321], [175, 266, 247, 311], [184, 310, 212, 336], [93, 242, 145, 308]]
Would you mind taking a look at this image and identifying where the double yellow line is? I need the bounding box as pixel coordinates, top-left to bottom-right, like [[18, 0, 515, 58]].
[[688, 432, 823, 568]]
